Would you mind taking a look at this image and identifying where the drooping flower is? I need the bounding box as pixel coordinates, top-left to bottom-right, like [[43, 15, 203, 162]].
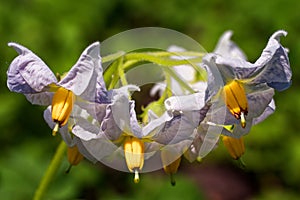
[[7, 42, 101, 136], [163, 30, 291, 160], [71, 88, 177, 182], [70, 78, 208, 182], [7, 42, 106, 168], [203, 30, 291, 138]]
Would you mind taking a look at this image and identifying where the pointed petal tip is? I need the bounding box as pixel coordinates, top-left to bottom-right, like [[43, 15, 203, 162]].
[[221, 30, 234, 39], [85, 41, 100, 56], [8, 42, 16, 47], [88, 41, 100, 48], [8, 42, 30, 54], [271, 30, 288, 41]]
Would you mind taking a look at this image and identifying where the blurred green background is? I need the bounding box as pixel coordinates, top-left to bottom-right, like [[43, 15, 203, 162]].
[[0, 0, 299, 199]]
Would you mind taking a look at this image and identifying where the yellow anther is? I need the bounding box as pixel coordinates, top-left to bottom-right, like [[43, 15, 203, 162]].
[[222, 135, 245, 160], [124, 136, 144, 183], [223, 80, 248, 128], [51, 87, 75, 134]]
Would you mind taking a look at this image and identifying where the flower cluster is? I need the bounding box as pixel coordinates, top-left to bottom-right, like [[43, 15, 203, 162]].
[[7, 30, 291, 184]]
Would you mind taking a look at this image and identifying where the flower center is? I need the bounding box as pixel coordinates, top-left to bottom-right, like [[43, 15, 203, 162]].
[[51, 87, 75, 136], [123, 136, 144, 183], [223, 80, 248, 128]]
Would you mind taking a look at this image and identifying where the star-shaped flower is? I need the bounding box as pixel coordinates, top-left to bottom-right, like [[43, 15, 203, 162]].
[[203, 30, 291, 137], [7, 42, 101, 136], [71, 89, 177, 182]]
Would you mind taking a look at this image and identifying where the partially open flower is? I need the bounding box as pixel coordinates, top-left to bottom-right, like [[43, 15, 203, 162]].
[[202, 30, 291, 138], [7, 42, 101, 136]]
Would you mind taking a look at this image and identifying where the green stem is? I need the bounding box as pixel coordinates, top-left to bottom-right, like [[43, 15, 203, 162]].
[[117, 56, 128, 86], [124, 52, 202, 68], [107, 61, 120, 90], [103, 50, 206, 89], [102, 51, 125, 63], [102, 51, 204, 63], [163, 67, 195, 93], [33, 141, 67, 200], [147, 51, 205, 57]]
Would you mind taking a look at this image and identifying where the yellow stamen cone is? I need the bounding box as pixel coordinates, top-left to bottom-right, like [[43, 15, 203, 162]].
[[223, 80, 248, 128], [124, 136, 144, 183], [222, 135, 245, 160], [51, 87, 75, 134]]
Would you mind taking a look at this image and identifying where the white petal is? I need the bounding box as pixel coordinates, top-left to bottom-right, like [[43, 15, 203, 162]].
[[164, 91, 206, 111], [80, 136, 119, 163], [72, 118, 100, 141], [59, 42, 101, 96], [43, 106, 75, 146], [25, 92, 53, 106], [213, 30, 247, 60], [253, 30, 291, 91], [142, 111, 173, 137], [247, 86, 274, 119], [198, 124, 222, 158], [253, 99, 275, 125], [7, 42, 57, 94], [73, 137, 98, 163]]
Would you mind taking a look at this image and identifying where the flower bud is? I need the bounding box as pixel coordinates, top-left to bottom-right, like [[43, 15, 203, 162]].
[[161, 150, 181, 186], [223, 80, 248, 128], [66, 145, 84, 173], [222, 135, 245, 160], [68, 145, 84, 166], [124, 136, 144, 183], [51, 87, 75, 135]]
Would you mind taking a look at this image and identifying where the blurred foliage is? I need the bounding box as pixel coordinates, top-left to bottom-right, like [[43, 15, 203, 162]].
[[1, 0, 300, 199]]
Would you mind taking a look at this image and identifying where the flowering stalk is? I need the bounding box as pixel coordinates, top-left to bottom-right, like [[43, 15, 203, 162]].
[[33, 141, 67, 200], [103, 50, 205, 88], [123, 52, 203, 67]]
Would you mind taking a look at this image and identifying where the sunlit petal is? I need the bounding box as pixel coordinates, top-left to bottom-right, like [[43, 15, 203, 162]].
[[7, 42, 57, 94], [58, 42, 100, 96], [213, 30, 247, 60]]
